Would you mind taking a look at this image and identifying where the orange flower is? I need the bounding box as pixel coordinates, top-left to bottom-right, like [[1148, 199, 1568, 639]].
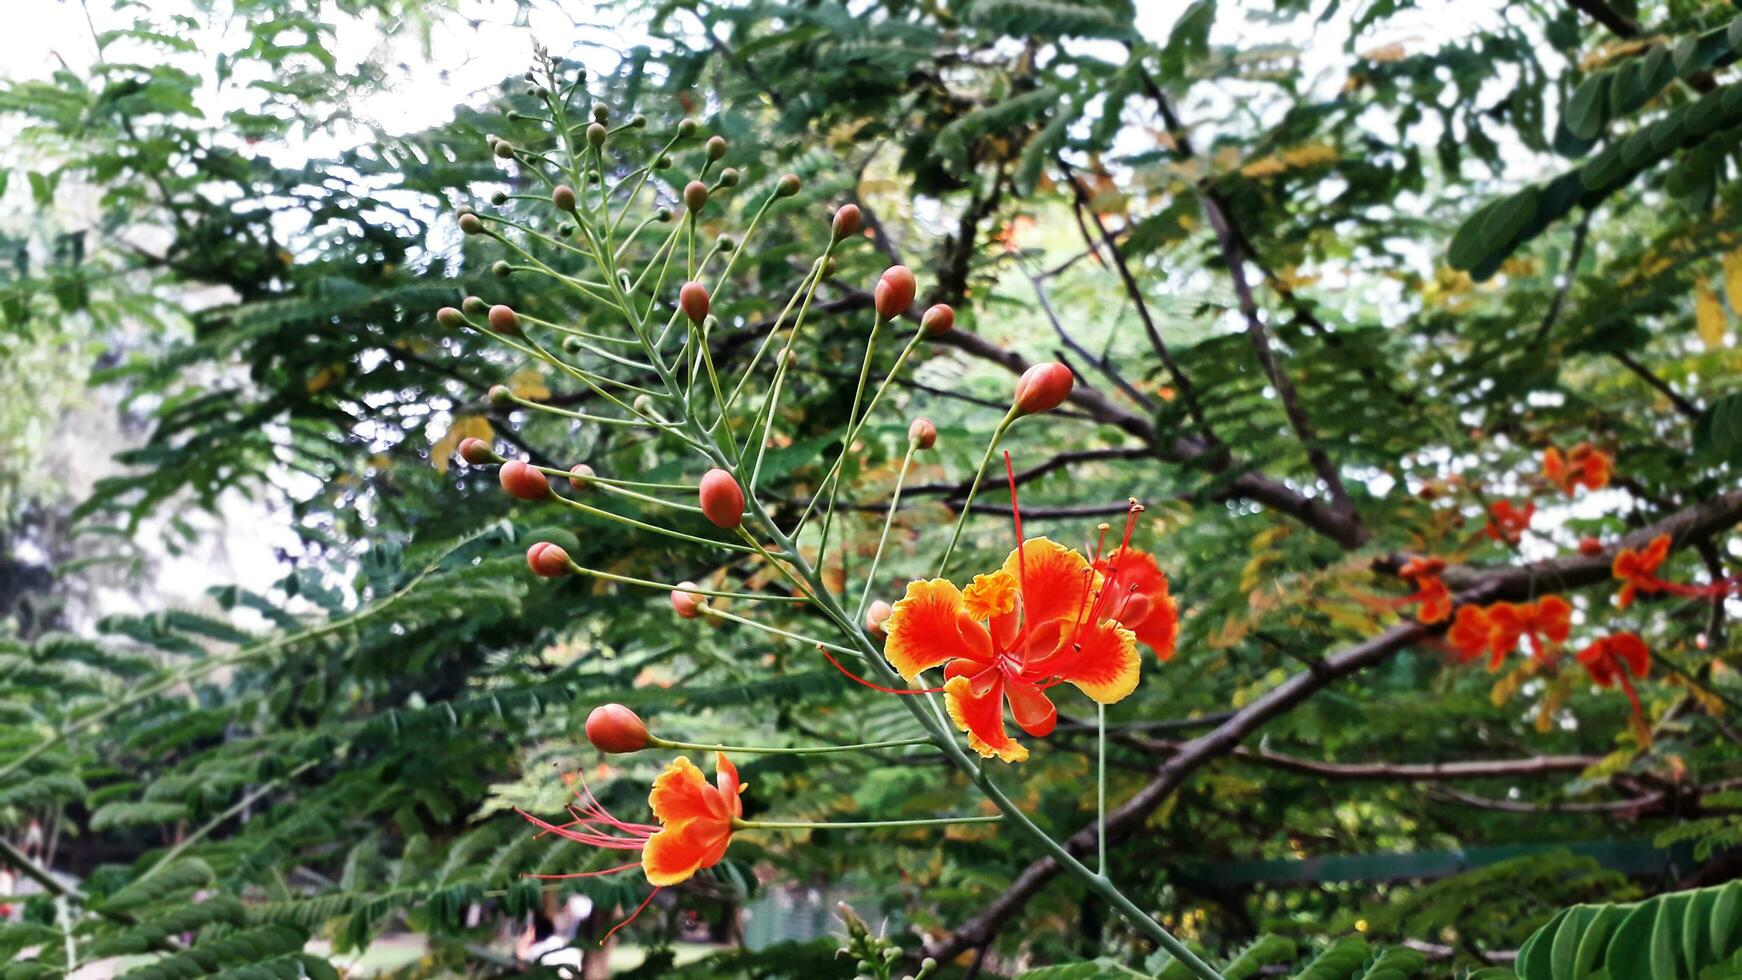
[[1395, 557, 1451, 624], [1487, 596, 1572, 665], [1543, 443, 1612, 496], [1446, 604, 1496, 666], [1576, 631, 1650, 722], [517, 753, 745, 940], [1093, 548, 1179, 661], [1483, 500, 1534, 544], [1612, 534, 1671, 609], [884, 538, 1141, 763]]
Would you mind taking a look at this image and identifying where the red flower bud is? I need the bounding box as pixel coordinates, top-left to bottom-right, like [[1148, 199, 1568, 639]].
[[1579, 536, 1604, 557], [487, 304, 521, 335], [457, 437, 500, 466], [680, 281, 710, 324], [874, 266, 915, 320], [684, 180, 709, 213], [831, 204, 862, 242], [865, 600, 894, 638], [908, 417, 937, 450], [569, 463, 595, 490], [670, 582, 704, 619], [1013, 362, 1074, 416], [585, 703, 652, 754], [698, 468, 745, 529], [552, 184, 577, 211], [436, 306, 466, 329], [526, 541, 572, 577], [921, 303, 954, 336], [499, 460, 550, 500]]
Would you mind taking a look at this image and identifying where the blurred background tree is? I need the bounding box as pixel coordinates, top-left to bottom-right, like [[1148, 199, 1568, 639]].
[[3, 0, 1742, 977]]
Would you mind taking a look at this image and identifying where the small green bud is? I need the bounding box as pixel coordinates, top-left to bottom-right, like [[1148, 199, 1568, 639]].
[[490, 190, 507, 205], [491, 260, 512, 279], [459, 213, 486, 235], [505, 110, 522, 122], [776, 173, 801, 197], [461, 295, 487, 316], [717, 167, 740, 188], [523, 70, 536, 82], [629, 113, 647, 128], [677, 118, 697, 137], [493, 139, 515, 159], [591, 103, 609, 123], [534, 85, 550, 98], [524, 86, 538, 97], [655, 206, 673, 222], [587, 172, 602, 184], [706, 135, 727, 160], [716, 234, 736, 252], [436, 306, 466, 329], [586, 122, 606, 147], [562, 336, 584, 354], [656, 154, 673, 169], [557, 223, 574, 237], [457, 203, 475, 216], [488, 384, 514, 407]]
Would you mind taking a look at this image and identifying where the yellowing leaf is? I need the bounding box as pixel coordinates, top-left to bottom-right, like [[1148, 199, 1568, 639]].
[[431, 415, 494, 474], [1490, 665, 1530, 707], [508, 368, 551, 401], [1360, 42, 1407, 63], [1724, 249, 1742, 310], [306, 364, 344, 394], [1696, 286, 1727, 351]]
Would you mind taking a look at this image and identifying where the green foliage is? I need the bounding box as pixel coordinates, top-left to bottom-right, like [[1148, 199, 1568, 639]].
[[1512, 879, 1742, 980]]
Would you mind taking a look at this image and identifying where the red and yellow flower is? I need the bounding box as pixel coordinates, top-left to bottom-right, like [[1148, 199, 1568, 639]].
[[1543, 443, 1612, 496], [1576, 631, 1650, 725], [1396, 556, 1452, 624], [1092, 548, 1179, 660], [1612, 534, 1671, 609], [1482, 500, 1535, 544], [883, 538, 1143, 763], [1445, 596, 1570, 668]]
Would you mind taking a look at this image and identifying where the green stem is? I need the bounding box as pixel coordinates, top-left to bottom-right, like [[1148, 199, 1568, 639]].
[[558, 559, 808, 603], [855, 442, 917, 623], [1098, 703, 1107, 877], [652, 736, 932, 756], [547, 492, 757, 554], [936, 409, 1019, 578], [698, 601, 859, 655]]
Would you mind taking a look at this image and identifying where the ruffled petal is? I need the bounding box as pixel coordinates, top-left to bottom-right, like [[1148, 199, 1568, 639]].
[[1003, 538, 1097, 636], [1004, 677, 1058, 737], [649, 756, 721, 826], [1099, 549, 1180, 660], [883, 579, 992, 681], [641, 817, 732, 886], [944, 674, 1027, 763], [714, 753, 743, 819], [1535, 596, 1572, 643], [1447, 605, 1491, 663], [963, 569, 1019, 621], [1047, 619, 1141, 705]]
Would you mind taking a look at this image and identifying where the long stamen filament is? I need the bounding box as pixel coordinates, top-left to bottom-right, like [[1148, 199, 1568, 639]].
[[649, 735, 932, 756], [733, 815, 1003, 831]]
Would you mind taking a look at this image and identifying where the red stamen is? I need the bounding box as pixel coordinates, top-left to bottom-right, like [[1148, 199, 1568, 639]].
[[602, 887, 661, 945], [526, 861, 644, 879], [819, 646, 946, 694], [1005, 451, 1031, 654]]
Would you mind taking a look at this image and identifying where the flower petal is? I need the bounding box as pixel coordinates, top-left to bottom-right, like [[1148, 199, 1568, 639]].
[[649, 756, 722, 826], [1047, 619, 1141, 705], [1004, 677, 1058, 737], [884, 579, 992, 681], [1099, 549, 1179, 660], [944, 674, 1027, 763], [1003, 538, 1097, 634], [642, 817, 732, 887]]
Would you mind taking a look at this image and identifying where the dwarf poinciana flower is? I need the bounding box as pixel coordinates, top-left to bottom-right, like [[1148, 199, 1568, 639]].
[[1091, 549, 1179, 661], [1395, 557, 1452, 624], [1543, 443, 1611, 496], [1613, 534, 1671, 609], [1483, 500, 1534, 544], [518, 753, 744, 939], [1448, 598, 1570, 668], [1576, 631, 1651, 723]]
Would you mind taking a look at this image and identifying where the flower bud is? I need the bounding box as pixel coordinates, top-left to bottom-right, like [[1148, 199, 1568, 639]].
[[706, 135, 727, 160], [921, 303, 954, 336], [656, 154, 673, 170], [493, 139, 515, 159], [586, 122, 606, 147], [498, 460, 550, 500], [1013, 362, 1074, 416], [874, 265, 916, 320], [655, 206, 673, 222], [684, 181, 709, 213], [776, 173, 801, 197], [679, 281, 711, 324], [487, 305, 521, 335], [698, 468, 745, 529], [677, 118, 697, 137], [526, 541, 572, 577], [586, 703, 652, 754], [832, 204, 862, 242], [487, 384, 514, 407], [459, 213, 485, 235], [1579, 536, 1604, 557], [908, 417, 937, 450], [670, 583, 704, 620], [552, 184, 577, 211], [461, 295, 487, 316], [629, 113, 647, 128], [556, 223, 574, 238], [436, 306, 466, 329], [457, 437, 500, 466], [457, 203, 475, 216], [591, 103, 609, 123], [491, 260, 512, 279], [718, 167, 740, 188], [716, 234, 736, 252], [568, 463, 595, 490], [490, 190, 508, 205], [865, 600, 894, 638]]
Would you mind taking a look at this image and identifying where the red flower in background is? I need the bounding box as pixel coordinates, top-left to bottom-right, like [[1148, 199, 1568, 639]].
[[1396, 557, 1452, 624], [1447, 604, 1495, 665], [1483, 500, 1535, 545], [1543, 443, 1612, 496], [1577, 632, 1651, 724], [1487, 596, 1572, 665], [1612, 534, 1671, 609]]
